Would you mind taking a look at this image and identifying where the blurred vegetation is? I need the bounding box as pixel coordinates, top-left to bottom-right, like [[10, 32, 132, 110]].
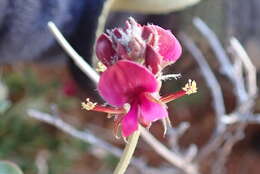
[[0, 65, 99, 174]]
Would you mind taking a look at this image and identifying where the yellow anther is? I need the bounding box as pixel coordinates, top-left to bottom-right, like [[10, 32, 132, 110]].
[[81, 98, 97, 110], [96, 61, 107, 72], [182, 79, 197, 95]]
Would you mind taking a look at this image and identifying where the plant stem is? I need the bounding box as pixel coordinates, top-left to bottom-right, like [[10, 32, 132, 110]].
[[92, 0, 115, 66], [113, 129, 141, 174]]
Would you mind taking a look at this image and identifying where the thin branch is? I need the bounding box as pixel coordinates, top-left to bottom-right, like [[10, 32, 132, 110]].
[[229, 37, 258, 98], [27, 109, 150, 171], [140, 127, 199, 174], [27, 109, 122, 156], [212, 123, 246, 174], [179, 33, 230, 163], [247, 114, 260, 123], [179, 32, 226, 122], [47, 22, 100, 84], [193, 17, 248, 104]]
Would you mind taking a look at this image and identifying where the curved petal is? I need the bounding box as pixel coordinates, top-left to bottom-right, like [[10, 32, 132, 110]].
[[121, 102, 139, 137], [139, 93, 168, 122], [95, 34, 116, 66], [155, 26, 182, 62], [98, 60, 158, 106]]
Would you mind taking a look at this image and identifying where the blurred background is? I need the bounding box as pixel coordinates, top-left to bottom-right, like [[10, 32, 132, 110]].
[[0, 0, 260, 174]]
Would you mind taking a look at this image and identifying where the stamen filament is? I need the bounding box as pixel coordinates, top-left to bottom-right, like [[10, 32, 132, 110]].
[[82, 98, 126, 114], [144, 92, 163, 105], [91, 105, 126, 114], [160, 90, 186, 103], [160, 80, 198, 103]]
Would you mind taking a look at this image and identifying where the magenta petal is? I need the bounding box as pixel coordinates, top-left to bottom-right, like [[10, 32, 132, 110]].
[[155, 26, 182, 62], [121, 102, 139, 137], [95, 34, 116, 66], [139, 93, 168, 122], [98, 60, 158, 107]]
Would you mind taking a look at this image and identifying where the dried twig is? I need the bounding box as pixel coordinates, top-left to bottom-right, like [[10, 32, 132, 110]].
[[27, 109, 151, 171], [179, 32, 230, 165], [28, 109, 122, 157], [140, 127, 199, 174], [47, 22, 100, 84], [211, 123, 246, 174], [179, 32, 226, 128], [229, 37, 257, 98], [191, 17, 258, 174], [193, 17, 248, 104]]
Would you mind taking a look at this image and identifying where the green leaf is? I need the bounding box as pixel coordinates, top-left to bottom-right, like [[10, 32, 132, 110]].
[[0, 161, 23, 174]]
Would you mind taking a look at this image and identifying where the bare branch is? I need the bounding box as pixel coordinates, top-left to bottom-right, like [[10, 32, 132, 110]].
[[229, 37, 258, 98], [212, 123, 246, 174], [47, 22, 100, 84], [168, 122, 190, 151], [179, 32, 226, 122], [140, 127, 199, 174], [27, 109, 153, 171], [193, 17, 248, 104], [179, 33, 227, 162], [27, 109, 122, 156]]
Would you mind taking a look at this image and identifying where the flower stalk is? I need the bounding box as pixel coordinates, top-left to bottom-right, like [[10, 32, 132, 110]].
[[113, 129, 141, 174]]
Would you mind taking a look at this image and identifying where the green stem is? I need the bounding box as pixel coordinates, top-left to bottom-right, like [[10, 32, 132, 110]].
[[113, 129, 141, 174]]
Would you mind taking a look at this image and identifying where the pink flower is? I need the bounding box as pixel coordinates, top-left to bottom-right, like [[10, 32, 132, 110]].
[[98, 60, 168, 137], [82, 17, 197, 138], [95, 17, 182, 74], [82, 60, 197, 137]]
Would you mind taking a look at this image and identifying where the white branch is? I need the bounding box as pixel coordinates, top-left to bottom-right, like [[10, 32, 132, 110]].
[[47, 22, 100, 84], [28, 109, 122, 156], [179, 33, 226, 120], [229, 37, 258, 98], [193, 17, 248, 104], [27, 109, 151, 171], [140, 127, 199, 174]]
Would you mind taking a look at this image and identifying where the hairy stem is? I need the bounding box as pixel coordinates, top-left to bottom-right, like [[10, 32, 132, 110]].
[[113, 130, 141, 174]]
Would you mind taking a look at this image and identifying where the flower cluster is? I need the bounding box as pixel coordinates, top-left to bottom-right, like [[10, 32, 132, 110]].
[[95, 17, 181, 74], [82, 17, 197, 138]]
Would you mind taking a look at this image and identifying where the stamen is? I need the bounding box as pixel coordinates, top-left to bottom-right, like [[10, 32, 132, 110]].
[[82, 98, 126, 114], [81, 98, 97, 110], [160, 80, 198, 103], [160, 90, 186, 103], [96, 61, 107, 72], [113, 115, 124, 139], [183, 79, 197, 95]]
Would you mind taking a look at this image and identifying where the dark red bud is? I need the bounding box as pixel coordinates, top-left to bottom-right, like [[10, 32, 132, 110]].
[[95, 34, 116, 66], [145, 44, 162, 74], [112, 28, 122, 38]]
